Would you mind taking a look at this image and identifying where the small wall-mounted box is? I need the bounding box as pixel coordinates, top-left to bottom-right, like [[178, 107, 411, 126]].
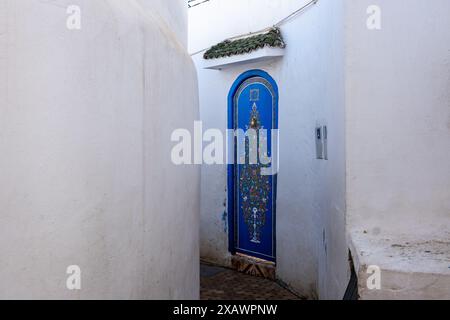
[[315, 126, 328, 160]]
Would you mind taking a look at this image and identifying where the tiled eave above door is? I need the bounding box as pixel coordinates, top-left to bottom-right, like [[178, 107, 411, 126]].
[[202, 47, 285, 70]]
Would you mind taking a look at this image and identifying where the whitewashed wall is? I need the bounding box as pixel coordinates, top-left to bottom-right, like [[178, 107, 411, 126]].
[[190, 0, 348, 299], [345, 0, 450, 299], [140, 0, 188, 49], [0, 0, 199, 299], [345, 0, 450, 235]]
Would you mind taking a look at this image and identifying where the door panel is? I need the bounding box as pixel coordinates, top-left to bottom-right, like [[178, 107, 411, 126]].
[[233, 76, 277, 262]]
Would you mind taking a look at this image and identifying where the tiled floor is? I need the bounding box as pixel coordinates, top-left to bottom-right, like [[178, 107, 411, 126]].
[[200, 263, 302, 300]]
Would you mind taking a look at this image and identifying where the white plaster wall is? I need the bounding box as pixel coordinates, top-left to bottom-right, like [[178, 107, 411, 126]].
[[344, 0, 450, 299], [191, 0, 348, 299], [139, 0, 188, 48], [0, 0, 199, 299], [345, 0, 450, 238]]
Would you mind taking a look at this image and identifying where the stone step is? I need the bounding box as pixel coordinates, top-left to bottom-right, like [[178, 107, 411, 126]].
[[231, 253, 276, 280]]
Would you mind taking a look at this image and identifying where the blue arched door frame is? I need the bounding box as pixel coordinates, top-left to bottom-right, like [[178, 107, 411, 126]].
[[227, 69, 279, 261]]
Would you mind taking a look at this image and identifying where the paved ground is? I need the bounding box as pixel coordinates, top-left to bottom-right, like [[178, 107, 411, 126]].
[[200, 263, 302, 300]]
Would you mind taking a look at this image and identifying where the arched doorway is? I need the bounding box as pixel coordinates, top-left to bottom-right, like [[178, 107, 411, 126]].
[[228, 70, 279, 263]]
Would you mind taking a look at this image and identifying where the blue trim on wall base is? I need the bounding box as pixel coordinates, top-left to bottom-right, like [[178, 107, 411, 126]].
[[227, 69, 279, 261]]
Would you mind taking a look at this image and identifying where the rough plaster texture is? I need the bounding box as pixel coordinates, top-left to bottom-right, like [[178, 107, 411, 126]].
[[349, 229, 450, 300], [190, 0, 348, 299], [345, 0, 450, 299], [139, 0, 188, 49], [0, 0, 199, 299]]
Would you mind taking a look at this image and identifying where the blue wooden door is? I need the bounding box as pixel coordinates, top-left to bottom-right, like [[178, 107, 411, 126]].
[[230, 72, 278, 262]]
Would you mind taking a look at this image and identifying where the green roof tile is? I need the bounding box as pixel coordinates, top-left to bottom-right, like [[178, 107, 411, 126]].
[[203, 27, 286, 60]]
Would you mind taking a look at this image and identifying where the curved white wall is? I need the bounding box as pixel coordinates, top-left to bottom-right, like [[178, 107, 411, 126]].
[[138, 0, 188, 48], [0, 0, 199, 299]]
